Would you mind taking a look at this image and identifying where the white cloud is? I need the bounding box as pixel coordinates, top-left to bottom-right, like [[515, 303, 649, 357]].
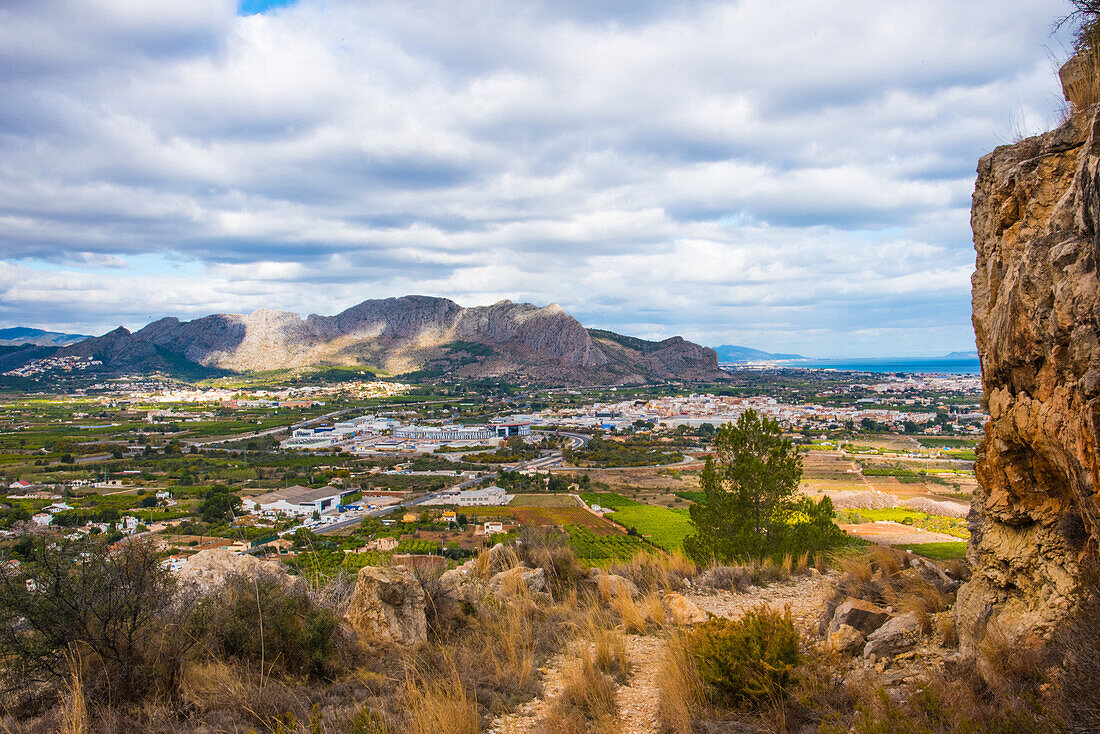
[[0, 0, 1072, 356]]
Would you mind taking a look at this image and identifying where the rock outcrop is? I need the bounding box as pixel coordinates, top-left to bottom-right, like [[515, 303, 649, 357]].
[[27, 295, 724, 385], [176, 548, 298, 593], [958, 97, 1100, 656], [829, 598, 891, 636], [864, 612, 922, 660], [664, 592, 708, 625], [345, 565, 427, 645]]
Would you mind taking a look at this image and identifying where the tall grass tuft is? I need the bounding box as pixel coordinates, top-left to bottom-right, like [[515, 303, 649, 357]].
[[657, 632, 704, 734], [399, 664, 479, 734], [59, 659, 88, 734]]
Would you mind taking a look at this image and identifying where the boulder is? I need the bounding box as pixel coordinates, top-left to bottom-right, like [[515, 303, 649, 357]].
[[664, 593, 707, 625], [588, 568, 639, 598], [489, 565, 547, 597], [908, 556, 960, 594], [863, 612, 922, 659], [829, 598, 891, 635], [439, 563, 486, 604], [828, 624, 865, 656], [345, 565, 427, 645], [480, 543, 518, 576], [177, 548, 297, 593]]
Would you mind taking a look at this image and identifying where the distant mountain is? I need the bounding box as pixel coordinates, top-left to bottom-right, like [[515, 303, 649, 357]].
[[4, 297, 726, 385], [0, 327, 90, 347], [712, 344, 805, 363], [943, 350, 979, 359]]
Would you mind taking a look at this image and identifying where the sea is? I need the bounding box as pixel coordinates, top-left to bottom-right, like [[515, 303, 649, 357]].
[[773, 357, 981, 375]]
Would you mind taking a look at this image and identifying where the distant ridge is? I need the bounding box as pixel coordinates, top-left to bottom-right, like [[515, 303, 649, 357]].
[[1, 296, 726, 386], [0, 327, 90, 347], [712, 344, 805, 363], [943, 350, 979, 359]]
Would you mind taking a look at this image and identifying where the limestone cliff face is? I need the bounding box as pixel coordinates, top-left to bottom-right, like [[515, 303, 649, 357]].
[[52, 295, 724, 385], [957, 108, 1100, 655]]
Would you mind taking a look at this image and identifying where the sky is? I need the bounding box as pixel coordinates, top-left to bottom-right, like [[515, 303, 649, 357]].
[[0, 0, 1076, 357]]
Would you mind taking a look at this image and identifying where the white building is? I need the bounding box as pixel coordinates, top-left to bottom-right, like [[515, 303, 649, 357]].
[[393, 424, 497, 441], [454, 485, 509, 507], [243, 485, 349, 517]]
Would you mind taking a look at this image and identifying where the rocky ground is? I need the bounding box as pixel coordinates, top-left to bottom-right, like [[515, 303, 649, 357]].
[[488, 573, 838, 734]]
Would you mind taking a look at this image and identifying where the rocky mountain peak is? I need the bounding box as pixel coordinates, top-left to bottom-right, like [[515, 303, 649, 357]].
[[43, 296, 725, 385]]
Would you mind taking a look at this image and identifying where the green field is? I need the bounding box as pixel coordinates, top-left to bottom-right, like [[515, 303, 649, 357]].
[[606, 505, 694, 552], [895, 541, 967, 560], [580, 492, 695, 551], [579, 492, 638, 509], [835, 507, 969, 539], [566, 525, 647, 563]]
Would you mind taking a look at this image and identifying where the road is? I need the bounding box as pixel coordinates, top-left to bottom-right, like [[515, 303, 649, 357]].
[[185, 406, 363, 447], [316, 490, 440, 535], [185, 396, 465, 448], [541, 430, 590, 449]]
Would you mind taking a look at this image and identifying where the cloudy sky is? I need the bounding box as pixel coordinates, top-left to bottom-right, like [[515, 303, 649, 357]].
[[0, 0, 1074, 357]]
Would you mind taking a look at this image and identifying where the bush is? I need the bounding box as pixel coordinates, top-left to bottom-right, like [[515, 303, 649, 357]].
[[0, 537, 198, 707], [688, 605, 799, 706], [198, 572, 339, 677]]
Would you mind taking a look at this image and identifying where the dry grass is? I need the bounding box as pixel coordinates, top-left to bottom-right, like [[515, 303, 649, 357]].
[[473, 543, 522, 579], [640, 591, 668, 628], [609, 550, 698, 594], [822, 546, 953, 634], [58, 662, 88, 734], [656, 633, 704, 734], [398, 664, 480, 734], [609, 587, 647, 634], [1065, 30, 1100, 112], [541, 645, 621, 734]]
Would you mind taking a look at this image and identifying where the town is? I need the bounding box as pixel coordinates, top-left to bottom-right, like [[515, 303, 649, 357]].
[[0, 367, 983, 581]]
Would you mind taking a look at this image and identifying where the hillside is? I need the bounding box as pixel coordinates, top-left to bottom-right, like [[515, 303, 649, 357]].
[[0, 327, 90, 347], [10, 296, 725, 385], [711, 344, 804, 363]]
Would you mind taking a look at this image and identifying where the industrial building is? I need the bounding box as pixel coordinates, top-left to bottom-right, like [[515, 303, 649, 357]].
[[392, 420, 532, 442], [454, 485, 508, 506], [243, 485, 351, 517]]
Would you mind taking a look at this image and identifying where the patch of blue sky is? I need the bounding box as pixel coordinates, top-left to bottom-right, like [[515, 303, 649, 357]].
[[238, 0, 296, 16]]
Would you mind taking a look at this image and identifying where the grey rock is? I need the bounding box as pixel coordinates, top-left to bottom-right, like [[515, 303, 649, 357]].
[[829, 598, 891, 635], [863, 612, 922, 659]]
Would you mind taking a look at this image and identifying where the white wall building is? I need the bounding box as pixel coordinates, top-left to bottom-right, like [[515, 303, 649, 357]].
[[242, 485, 349, 517]]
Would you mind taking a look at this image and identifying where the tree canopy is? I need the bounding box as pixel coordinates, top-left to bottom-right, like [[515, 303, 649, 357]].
[[684, 409, 846, 563]]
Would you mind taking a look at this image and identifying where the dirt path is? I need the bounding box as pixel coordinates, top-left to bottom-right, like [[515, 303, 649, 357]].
[[616, 635, 663, 733], [487, 572, 836, 734]]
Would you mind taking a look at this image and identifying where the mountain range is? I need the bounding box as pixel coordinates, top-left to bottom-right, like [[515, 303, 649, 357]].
[[0, 296, 727, 385], [711, 344, 805, 363], [0, 327, 90, 347]]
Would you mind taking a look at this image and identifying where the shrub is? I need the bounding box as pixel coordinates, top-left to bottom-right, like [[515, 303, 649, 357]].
[[0, 537, 198, 707], [688, 605, 799, 707], [199, 572, 339, 677]]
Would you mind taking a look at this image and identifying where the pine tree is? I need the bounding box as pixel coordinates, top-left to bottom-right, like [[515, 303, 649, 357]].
[[685, 409, 843, 562]]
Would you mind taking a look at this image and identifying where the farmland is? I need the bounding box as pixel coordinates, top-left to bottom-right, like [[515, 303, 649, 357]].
[[895, 541, 968, 560], [581, 492, 696, 551], [508, 493, 582, 507], [566, 525, 647, 563], [511, 506, 613, 533]]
